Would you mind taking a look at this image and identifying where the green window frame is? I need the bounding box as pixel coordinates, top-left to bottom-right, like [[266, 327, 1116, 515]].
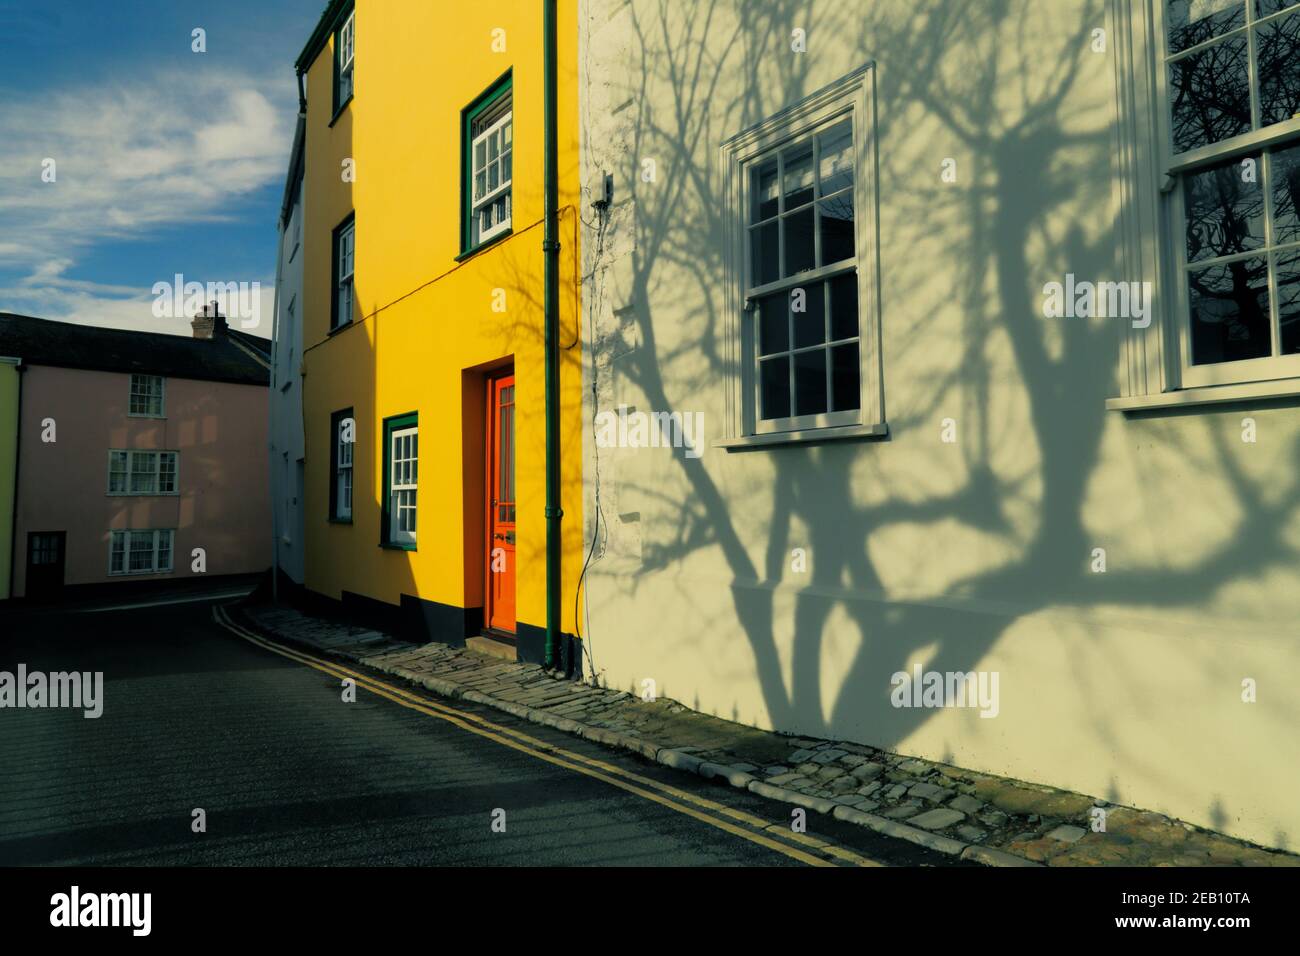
[[460, 71, 513, 256], [380, 411, 418, 550], [331, 212, 355, 331], [332, 3, 355, 118]]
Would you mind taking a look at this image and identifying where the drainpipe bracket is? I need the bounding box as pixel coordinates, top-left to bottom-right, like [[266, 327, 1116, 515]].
[[542, 239, 562, 252], [545, 506, 564, 519]]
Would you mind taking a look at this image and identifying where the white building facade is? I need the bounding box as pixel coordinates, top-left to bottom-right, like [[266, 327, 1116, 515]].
[[271, 114, 307, 587], [578, 0, 1300, 849]]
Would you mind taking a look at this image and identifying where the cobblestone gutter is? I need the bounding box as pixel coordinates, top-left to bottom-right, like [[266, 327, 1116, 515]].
[[234, 602, 1299, 868]]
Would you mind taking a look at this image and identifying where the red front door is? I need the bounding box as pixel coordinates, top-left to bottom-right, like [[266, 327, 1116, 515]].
[[486, 373, 516, 632]]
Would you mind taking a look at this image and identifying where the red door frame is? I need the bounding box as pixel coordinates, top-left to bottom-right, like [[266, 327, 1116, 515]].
[[484, 370, 516, 633]]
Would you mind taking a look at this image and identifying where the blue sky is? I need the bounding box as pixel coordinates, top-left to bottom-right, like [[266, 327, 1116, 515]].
[[0, 0, 327, 338]]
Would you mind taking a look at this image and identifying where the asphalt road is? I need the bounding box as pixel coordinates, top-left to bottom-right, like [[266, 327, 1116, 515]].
[[0, 594, 953, 867]]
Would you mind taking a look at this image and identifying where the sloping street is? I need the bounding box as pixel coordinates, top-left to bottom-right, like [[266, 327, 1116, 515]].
[[0, 594, 948, 867]]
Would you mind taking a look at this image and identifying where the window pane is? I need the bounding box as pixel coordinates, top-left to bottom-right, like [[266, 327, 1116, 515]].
[[502, 150, 512, 183], [130, 453, 156, 494], [793, 349, 828, 416], [488, 161, 499, 192], [475, 139, 486, 172], [783, 206, 815, 276], [783, 142, 814, 210], [1275, 250, 1300, 354], [1188, 256, 1271, 363], [751, 220, 780, 286], [1183, 154, 1264, 262], [817, 120, 853, 196], [829, 273, 859, 341], [818, 194, 855, 265], [831, 343, 861, 411], [751, 158, 779, 222], [1169, 36, 1251, 152], [1258, 0, 1300, 14], [792, 283, 826, 349], [1167, 0, 1245, 55], [1273, 142, 1300, 244], [757, 294, 787, 356], [1257, 9, 1300, 127], [760, 356, 790, 420], [475, 171, 486, 200], [159, 453, 177, 493]]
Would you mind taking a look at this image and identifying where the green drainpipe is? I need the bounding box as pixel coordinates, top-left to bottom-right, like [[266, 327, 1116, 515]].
[[542, 0, 563, 670]]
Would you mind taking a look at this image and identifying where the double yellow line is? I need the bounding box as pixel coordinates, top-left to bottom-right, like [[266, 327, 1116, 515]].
[[212, 606, 883, 868]]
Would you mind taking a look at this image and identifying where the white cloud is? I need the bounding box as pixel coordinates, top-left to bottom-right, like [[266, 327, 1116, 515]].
[[0, 66, 290, 337]]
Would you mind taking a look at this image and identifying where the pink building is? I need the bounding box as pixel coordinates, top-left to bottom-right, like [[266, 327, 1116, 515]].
[[0, 311, 270, 600]]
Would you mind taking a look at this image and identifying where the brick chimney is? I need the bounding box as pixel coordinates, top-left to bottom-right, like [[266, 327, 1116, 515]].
[[191, 301, 228, 340]]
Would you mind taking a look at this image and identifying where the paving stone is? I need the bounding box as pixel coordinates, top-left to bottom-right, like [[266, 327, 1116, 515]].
[[907, 782, 955, 804], [838, 743, 876, 757], [810, 749, 847, 764], [851, 763, 884, 781], [840, 754, 868, 768], [956, 825, 988, 843], [828, 776, 858, 794], [789, 748, 817, 763], [979, 810, 1009, 828], [910, 808, 966, 830], [949, 795, 984, 814], [884, 784, 908, 801], [766, 773, 808, 786], [815, 766, 846, 782], [795, 762, 820, 776], [1046, 825, 1087, 844], [883, 805, 920, 820], [857, 781, 883, 797], [898, 760, 932, 775], [762, 765, 791, 776]]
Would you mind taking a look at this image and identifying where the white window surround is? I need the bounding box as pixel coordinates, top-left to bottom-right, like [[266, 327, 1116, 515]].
[[471, 105, 513, 245], [107, 449, 179, 496], [715, 63, 886, 448], [337, 11, 355, 104], [1108, 0, 1300, 410], [128, 374, 165, 418], [335, 219, 355, 329], [108, 529, 174, 576], [388, 425, 417, 546]]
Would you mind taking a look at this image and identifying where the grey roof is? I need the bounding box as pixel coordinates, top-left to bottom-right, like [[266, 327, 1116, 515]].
[[0, 312, 270, 386]]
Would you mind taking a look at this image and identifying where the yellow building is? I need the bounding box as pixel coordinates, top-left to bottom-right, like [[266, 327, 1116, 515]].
[[293, 0, 583, 666]]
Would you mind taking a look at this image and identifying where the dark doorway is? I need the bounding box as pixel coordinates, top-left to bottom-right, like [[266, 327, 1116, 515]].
[[26, 532, 66, 600]]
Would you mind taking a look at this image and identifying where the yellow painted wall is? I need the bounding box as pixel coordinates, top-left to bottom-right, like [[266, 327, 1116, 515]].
[[0, 361, 17, 600], [299, 1, 583, 637]]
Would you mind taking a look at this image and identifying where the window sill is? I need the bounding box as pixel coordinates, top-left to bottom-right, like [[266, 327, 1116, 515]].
[[327, 320, 355, 338], [715, 421, 888, 451], [1106, 379, 1300, 413], [456, 228, 512, 262], [380, 541, 417, 552], [127, 414, 166, 420], [328, 517, 352, 525], [329, 94, 353, 128]]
